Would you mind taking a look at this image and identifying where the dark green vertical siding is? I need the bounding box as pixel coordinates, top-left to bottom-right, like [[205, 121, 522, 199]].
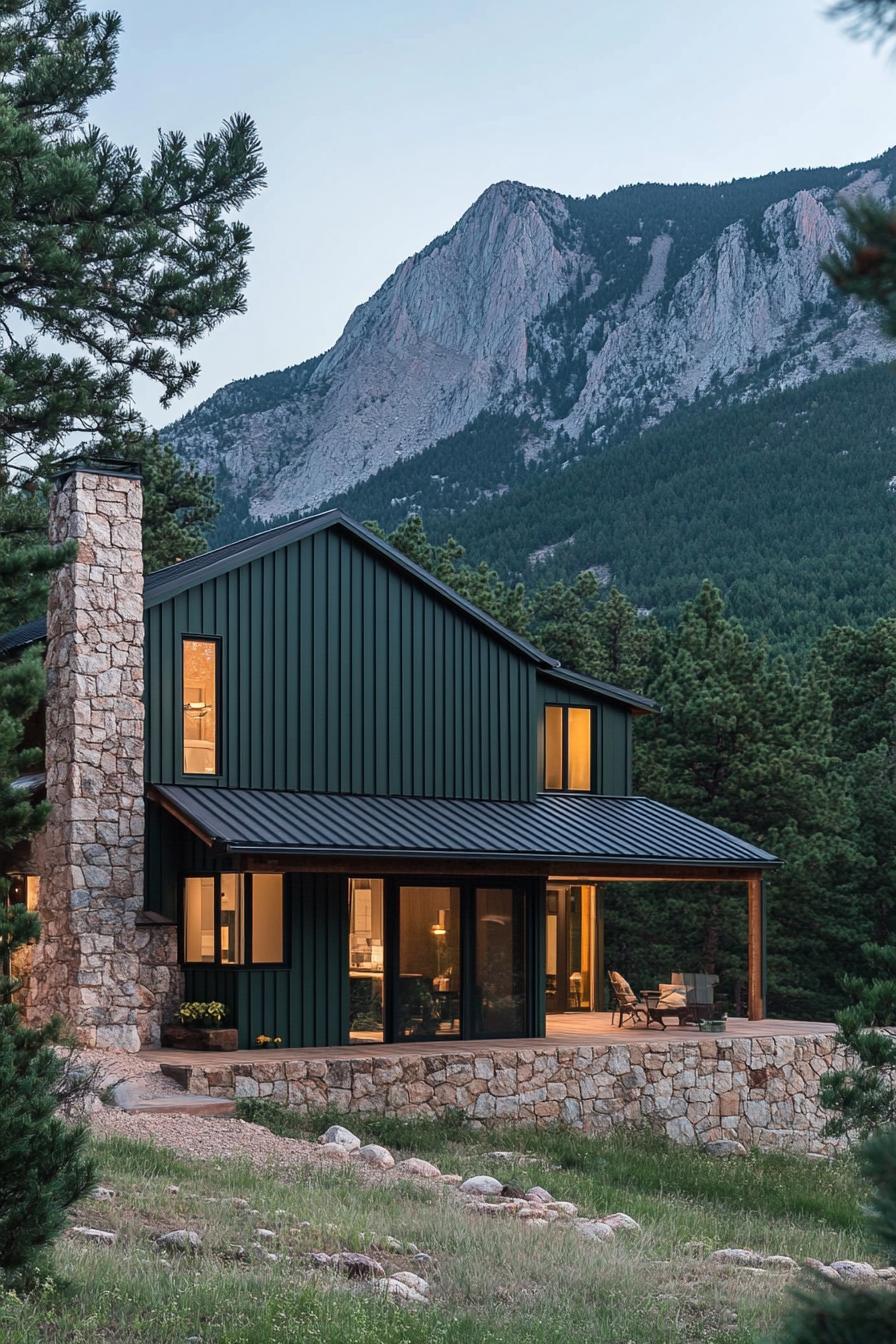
[[183, 873, 347, 1048], [534, 679, 632, 795], [146, 528, 536, 801]]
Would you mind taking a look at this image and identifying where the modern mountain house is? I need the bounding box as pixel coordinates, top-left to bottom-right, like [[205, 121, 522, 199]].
[[2, 461, 776, 1051]]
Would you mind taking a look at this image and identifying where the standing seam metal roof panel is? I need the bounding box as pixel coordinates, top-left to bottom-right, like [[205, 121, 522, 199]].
[[150, 785, 777, 867]]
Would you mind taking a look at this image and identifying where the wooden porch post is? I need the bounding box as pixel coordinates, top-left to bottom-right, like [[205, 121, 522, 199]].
[[747, 876, 766, 1021]]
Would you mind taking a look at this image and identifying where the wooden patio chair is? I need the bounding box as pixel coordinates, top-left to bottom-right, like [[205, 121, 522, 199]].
[[608, 971, 649, 1027]]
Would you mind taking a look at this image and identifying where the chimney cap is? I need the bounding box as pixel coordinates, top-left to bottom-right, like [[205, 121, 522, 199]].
[[51, 456, 142, 485]]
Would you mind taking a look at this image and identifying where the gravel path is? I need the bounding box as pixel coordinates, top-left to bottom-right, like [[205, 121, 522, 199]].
[[90, 1107, 353, 1173]]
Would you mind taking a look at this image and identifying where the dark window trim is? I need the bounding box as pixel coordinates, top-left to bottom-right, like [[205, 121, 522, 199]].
[[179, 871, 287, 969], [543, 703, 595, 792], [180, 633, 223, 780]]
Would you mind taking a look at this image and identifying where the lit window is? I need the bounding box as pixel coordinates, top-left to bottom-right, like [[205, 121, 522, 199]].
[[6, 874, 40, 911], [543, 705, 593, 791], [251, 874, 284, 964], [182, 638, 219, 775], [182, 874, 284, 966], [184, 876, 216, 962]]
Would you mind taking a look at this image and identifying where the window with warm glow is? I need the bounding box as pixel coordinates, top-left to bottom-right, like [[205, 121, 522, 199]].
[[543, 705, 593, 791], [6, 873, 40, 911], [182, 874, 284, 966], [182, 638, 219, 775], [251, 874, 284, 964]]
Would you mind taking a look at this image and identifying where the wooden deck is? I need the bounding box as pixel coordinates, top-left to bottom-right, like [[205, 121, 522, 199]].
[[141, 1012, 836, 1068]]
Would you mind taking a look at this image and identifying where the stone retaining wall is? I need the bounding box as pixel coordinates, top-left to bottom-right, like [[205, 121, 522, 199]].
[[182, 1031, 849, 1155]]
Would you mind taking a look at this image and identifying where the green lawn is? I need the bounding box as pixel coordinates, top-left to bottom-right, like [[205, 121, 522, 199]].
[[0, 1109, 876, 1344]]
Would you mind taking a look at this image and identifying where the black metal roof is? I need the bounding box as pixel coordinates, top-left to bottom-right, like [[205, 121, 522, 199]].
[[0, 507, 657, 714], [150, 785, 776, 869]]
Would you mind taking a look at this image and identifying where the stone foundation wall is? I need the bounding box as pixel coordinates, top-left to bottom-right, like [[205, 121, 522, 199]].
[[183, 1031, 849, 1155]]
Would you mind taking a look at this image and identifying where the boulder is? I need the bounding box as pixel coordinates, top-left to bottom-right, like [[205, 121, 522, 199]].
[[357, 1144, 395, 1170], [831, 1260, 879, 1283], [318, 1124, 361, 1153], [545, 1200, 578, 1217], [391, 1271, 431, 1296], [575, 1219, 616, 1242], [702, 1140, 748, 1158], [89, 1186, 116, 1201], [804, 1258, 841, 1282], [411, 1251, 434, 1267], [330, 1251, 385, 1279], [763, 1255, 797, 1271], [305, 1251, 332, 1267], [395, 1158, 441, 1179], [374, 1277, 429, 1305], [318, 1143, 349, 1159], [156, 1229, 202, 1253], [600, 1212, 641, 1232], [710, 1248, 764, 1268], [460, 1175, 504, 1196], [526, 1185, 554, 1204], [71, 1226, 116, 1245]]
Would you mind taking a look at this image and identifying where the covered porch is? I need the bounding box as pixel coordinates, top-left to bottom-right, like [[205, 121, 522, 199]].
[[150, 785, 778, 1049]]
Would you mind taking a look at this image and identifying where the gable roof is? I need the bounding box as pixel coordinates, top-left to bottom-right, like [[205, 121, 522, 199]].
[[0, 507, 657, 713]]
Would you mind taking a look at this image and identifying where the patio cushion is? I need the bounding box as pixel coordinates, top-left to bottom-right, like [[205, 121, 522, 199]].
[[609, 972, 637, 1003], [658, 983, 687, 1008]]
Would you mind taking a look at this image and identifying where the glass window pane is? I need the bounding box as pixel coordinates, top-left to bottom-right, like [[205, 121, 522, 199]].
[[183, 639, 218, 774], [544, 705, 564, 790], [397, 886, 460, 1040], [184, 876, 215, 963], [566, 884, 595, 1008], [349, 878, 384, 1041], [251, 875, 284, 964], [474, 887, 527, 1036], [567, 708, 592, 791], [219, 874, 245, 965]]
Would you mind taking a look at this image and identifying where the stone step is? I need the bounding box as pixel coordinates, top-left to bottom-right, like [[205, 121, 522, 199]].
[[119, 1095, 236, 1117]]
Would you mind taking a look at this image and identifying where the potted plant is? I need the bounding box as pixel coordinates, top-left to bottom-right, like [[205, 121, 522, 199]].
[[161, 1001, 238, 1051], [255, 1034, 283, 1049]]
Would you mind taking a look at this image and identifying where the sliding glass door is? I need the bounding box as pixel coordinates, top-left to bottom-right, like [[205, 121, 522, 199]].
[[472, 886, 528, 1036], [395, 886, 461, 1040]]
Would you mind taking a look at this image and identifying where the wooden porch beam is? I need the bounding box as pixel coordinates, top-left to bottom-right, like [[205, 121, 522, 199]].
[[747, 876, 766, 1020]]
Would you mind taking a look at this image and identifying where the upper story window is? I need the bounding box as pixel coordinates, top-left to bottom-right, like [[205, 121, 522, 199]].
[[544, 705, 593, 791], [182, 637, 219, 775], [183, 873, 284, 966]]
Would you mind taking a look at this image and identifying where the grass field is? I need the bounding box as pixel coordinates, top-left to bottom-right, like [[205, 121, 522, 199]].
[[0, 1107, 875, 1344]]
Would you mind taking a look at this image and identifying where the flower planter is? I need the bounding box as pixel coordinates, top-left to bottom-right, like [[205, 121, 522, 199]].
[[161, 1024, 239, 1051]]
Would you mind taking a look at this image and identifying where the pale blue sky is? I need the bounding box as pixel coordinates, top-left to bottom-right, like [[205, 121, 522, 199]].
[[101, 1, 896, 424]]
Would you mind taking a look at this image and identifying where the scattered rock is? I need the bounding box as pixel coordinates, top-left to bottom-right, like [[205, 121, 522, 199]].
[[356, 1143, 395, 1170], [255, 1228, 276, 1240], [412, 1252, 434, 1267], [574, 1219, 616, 1242], [89, 1186, 115, 1201], [763, 1255, 797, 1271], [394, 1158, 441, 1179], [156, 1229, 202, 1253], [459, 1175, 504, 1196], [374, 1276, 429, 1305], [600, 1212, 641, 1232], [318, 1125, 361, 1153], [318, 1143, 349, 1160], [878, 1267, 896, 1281], [517, 1204, 558, 1221], [383, 1236, 404, 1252], [710, 1248, 764, 1268], [526, 1185, 554, 1204], [702, 1140, 748, 1158], [804, 1257, 841, 1282], [232, 1198, 250, 1209], [831, 1260, 879, 1283], [470, 1199, 517, 1215], [305, 1251, 332, 1267], [485, 1151, 515, 1161], [440, 1174, 463, 1186], [71, 1226, 117, 1244], [330, 1251, 385, 1279], [166, 1185, 180, 1195], [546, 1200, 578, 1217], [390, 1271, 430, 1296]]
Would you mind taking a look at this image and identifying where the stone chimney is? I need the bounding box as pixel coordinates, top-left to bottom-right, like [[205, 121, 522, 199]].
[[27, 461, 176, 1050]]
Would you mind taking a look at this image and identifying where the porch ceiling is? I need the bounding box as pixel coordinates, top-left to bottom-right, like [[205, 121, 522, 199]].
[[149, 785, 777, 872]]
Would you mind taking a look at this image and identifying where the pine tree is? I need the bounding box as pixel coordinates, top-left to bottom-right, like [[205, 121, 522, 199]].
[[820, 942, 896, 1137], [778, 1127, 896, 1342], [0, 901, 95, 1281]]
